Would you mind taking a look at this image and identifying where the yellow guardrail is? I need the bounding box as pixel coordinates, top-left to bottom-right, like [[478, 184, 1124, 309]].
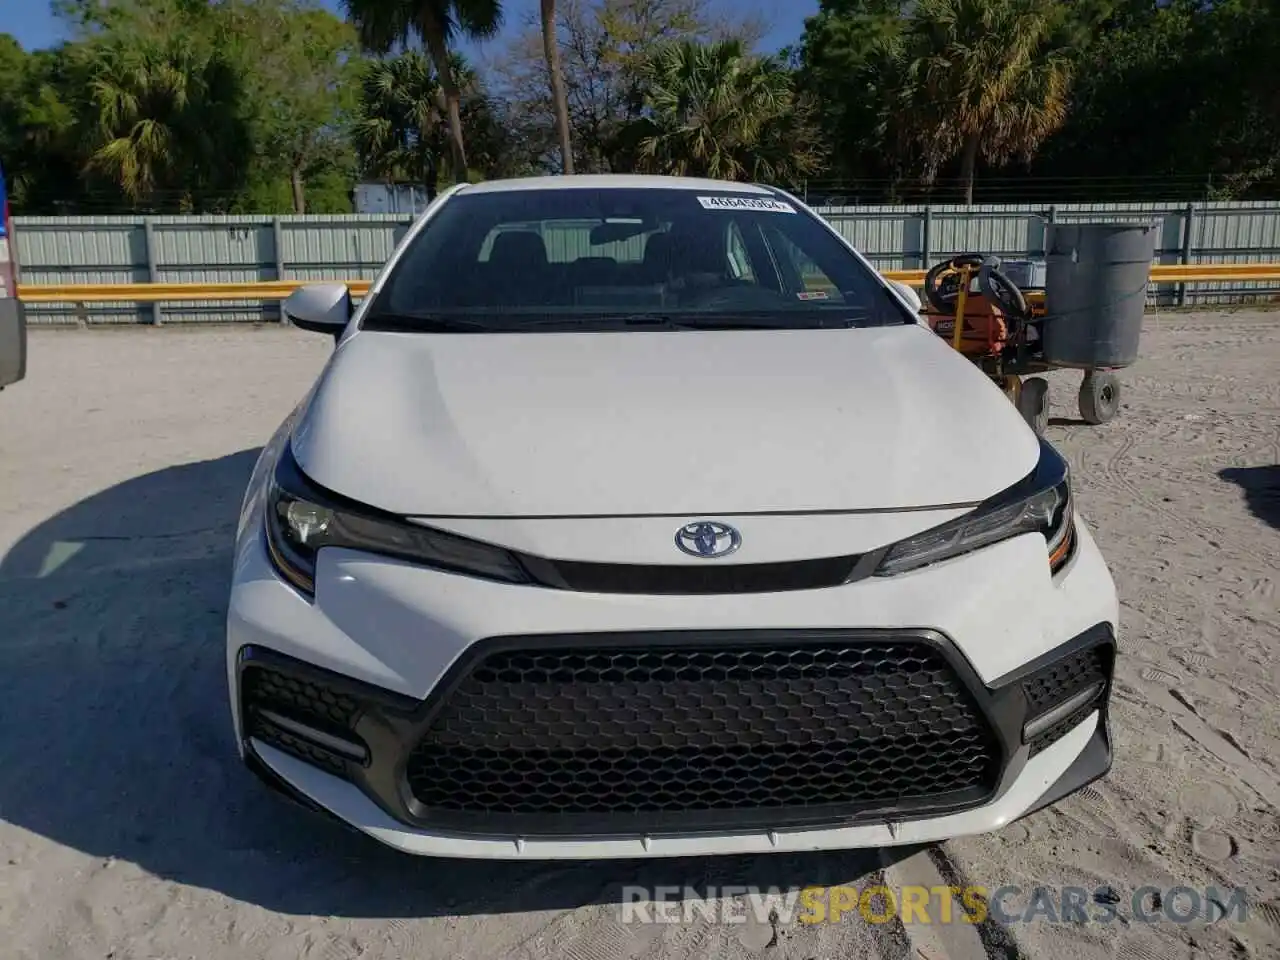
[[17, 281, 373, 303], [891, 263, 1280, 285], [15, 262, 1280, 304]]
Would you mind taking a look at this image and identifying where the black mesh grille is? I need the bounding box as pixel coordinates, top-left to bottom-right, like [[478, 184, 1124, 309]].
[[242, 666, 362, 730], [241, 665, 364, 774], [1024, 644, 1111, 756], [405, 640, 1002, 831], [246, 712, 349, 776], [1024, 645, 1109, 717]]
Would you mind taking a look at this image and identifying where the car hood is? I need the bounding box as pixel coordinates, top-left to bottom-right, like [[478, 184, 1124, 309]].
[[290, 325, 1040, 518]]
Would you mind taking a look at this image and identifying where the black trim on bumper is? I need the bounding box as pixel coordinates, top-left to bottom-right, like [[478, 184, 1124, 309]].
[[236, 622, 1116, 839], [1020, 715, 1113, 820], [242, 741, 349, 827], [518, 548, 884, 595], [987, 621, 1114, 689], [987, 621, 1115, 759]]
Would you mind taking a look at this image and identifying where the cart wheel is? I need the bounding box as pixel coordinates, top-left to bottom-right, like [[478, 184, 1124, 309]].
[[1079, 372, 1121, 424], [1018, 377, 1050, 435]]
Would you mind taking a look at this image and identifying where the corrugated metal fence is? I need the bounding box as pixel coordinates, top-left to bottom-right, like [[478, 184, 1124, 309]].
[[13, 200, 1280, 324]]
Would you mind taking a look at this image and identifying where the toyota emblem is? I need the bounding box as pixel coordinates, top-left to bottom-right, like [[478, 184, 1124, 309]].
[[674, 521, 741, 558]]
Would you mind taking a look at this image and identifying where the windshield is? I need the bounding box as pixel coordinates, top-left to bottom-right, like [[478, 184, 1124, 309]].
[[362, 187, 911, 332]]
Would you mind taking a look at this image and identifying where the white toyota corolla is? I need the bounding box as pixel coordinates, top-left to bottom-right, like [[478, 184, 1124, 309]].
[[227, 174, 1119, 860]]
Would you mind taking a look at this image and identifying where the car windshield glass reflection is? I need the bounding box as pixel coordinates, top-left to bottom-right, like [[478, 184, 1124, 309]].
[[363, 187, 911, 332]]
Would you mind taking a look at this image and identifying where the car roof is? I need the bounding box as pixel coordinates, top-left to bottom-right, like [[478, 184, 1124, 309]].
[[454, 174, 779, 196]]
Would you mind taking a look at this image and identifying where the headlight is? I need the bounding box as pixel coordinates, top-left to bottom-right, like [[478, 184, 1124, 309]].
[[264, 443, 530, 596], [874, 439, 1075, 577]]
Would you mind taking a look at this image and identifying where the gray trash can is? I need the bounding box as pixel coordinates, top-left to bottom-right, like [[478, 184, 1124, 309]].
[[1041, 222, 1157, 368]]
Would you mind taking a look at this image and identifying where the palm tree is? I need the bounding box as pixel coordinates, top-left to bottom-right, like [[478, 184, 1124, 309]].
[[85, 42, 187, 203], [83, 36, 248, 211], [353, 51, 447, 199], [889, 0, 1074, 203], [540, 0, 573, 173], [630, 39, 824, 185], [354, 50, 494, 199], [343, 0, 502, 180]]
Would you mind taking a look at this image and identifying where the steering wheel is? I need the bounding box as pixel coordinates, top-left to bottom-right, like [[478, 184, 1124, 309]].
[[977, 258, 1030, 321], [923, 254, 986, 313]]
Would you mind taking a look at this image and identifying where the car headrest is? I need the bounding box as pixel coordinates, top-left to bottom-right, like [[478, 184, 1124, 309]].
[[643, 233, 672, 269], [489, 231, 548, 268], [668, 227, 725, 277]]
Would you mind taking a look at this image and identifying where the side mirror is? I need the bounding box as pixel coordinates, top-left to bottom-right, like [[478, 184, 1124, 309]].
[[888, 279, 923, 315], [282, 283, 352, 338]]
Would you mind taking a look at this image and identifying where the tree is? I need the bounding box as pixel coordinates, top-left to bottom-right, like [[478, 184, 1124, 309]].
[[1035, 0, 1280, 200], [342, 0, 503, 179], [353, 48, 512, 195], [43, 0, 356, 213], [489, 0, 764, 173], [81, 35, 251, 210], [224, 1, 360, 214], [0, 38, 75, 211], [628, 39, 825, 184], [797, 0, 907, 189], [1, 0, 1275, 214], [887, 0, 1075, 203], [540, 0, 574, 173], [353, 51, 446, 197]]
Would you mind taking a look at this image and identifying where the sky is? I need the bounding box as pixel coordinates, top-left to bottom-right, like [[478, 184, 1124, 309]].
[[0, 0, 816, 54]]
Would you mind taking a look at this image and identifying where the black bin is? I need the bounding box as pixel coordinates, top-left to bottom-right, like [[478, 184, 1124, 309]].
[[1042, 222, 1157, 369]]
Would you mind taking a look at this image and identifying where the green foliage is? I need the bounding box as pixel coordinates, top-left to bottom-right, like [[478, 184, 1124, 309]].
[[888, 0, 1075, 202], [0, 39, 84, 210], [352, 49, 517, 193], [797, 0, 906, 183], [2, 0, 1278, 213], [1035, 0, 1280, 199], [343, 0, 504, 176], [629, 39, 824, 184], [353, 51, 447, 193], [227, 1, 361, 213], [487, 0, 765, 174], [81, 33, 253, 211], [798, 0, 1280, 201]]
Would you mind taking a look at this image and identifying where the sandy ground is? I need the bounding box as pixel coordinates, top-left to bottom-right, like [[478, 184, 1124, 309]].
[[0, 314, 1277, 960]]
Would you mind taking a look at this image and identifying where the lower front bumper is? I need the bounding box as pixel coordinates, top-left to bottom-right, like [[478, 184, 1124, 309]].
[[236, 619, 1115, 859], [1019, 708, 1112, 820], [243, 709, 1110, 859], [228, 512, 1119, 859]]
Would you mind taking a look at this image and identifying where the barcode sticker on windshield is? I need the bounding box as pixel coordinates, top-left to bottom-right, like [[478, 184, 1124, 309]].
[[697, 195, 796, 214]]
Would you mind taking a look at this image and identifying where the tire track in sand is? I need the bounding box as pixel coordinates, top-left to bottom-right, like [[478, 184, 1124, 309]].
[[1140, 681, 1280, 813], [1093, 433, 1229, 544]]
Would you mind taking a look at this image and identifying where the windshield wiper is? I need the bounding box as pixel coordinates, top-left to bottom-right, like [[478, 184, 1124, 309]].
[[669, 316, 813, 330], [362, 312, 495, 333], [518, 313, 842, 331], [672, 314, 876, 330], [365, 311, 695, 332], [604, 312, 877, 330], [363, 311, 876, 333], [515, 313, 698, 330]]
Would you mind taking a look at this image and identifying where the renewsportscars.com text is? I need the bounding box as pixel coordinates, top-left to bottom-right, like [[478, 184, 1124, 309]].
[[618, 884, 1250, 927]]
